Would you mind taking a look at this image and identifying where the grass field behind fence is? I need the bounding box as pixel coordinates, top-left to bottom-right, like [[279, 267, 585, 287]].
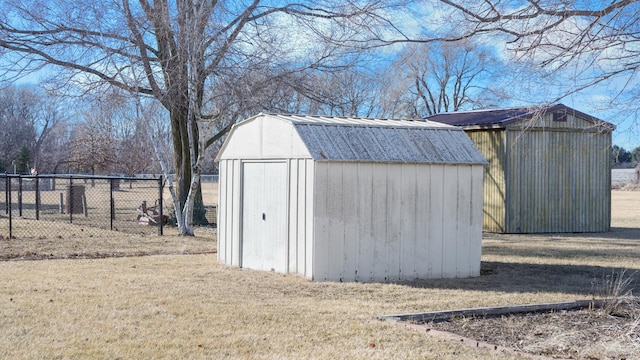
[[1, 177, 220, 238]]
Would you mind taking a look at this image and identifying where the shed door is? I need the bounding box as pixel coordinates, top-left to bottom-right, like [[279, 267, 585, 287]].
[[241, 162, 288, 273]]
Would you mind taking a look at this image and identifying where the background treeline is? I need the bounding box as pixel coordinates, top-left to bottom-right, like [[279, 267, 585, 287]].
[[4, 81, 638, 175], [612, 145, 640, 168], [0, 39, 509, 176]]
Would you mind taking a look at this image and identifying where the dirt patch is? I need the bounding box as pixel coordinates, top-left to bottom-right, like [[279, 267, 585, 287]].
[[425, 301, 640, 359]]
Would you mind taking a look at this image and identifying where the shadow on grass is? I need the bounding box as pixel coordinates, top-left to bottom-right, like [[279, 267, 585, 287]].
[[398, 261, 639, 296], [481, 245, 640, 263], [583, 227, 640, 240], [481, 228, 640, 262], [397, 228, 640, 296], [484, 227, 640, 241]]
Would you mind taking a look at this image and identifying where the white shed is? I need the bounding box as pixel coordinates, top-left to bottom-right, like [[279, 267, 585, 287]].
[[216, 113, 487, 282]]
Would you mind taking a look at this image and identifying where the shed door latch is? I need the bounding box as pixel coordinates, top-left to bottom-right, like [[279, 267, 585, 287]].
[[262, 213, 266, 221]]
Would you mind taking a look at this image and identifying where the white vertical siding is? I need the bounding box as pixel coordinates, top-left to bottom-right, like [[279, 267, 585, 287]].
[[455, 166, 472, 278], [287, 158, 315, 277], [312, 162, 483, 282], [230, 160, 242, 265], [371, 165, 388, 281], [240, 162, 288, 273], [304, 162, 315, 278], [400, 164, 417, 280], [217, 114, 486, 282], [429, 165, 444, 279], [386, 164, 402, 281], [314, 162, 330, 281], [441, 166, 458, 278], [217, 160, 227, 265], [217, 159, 242, 267], [218, 158, 315, 277], [288, 160, 300, 274], [469, 165, 484, 275], [415, 166, 432, 278], [355, 163, 374, 282], [341, 164, 359, 282], [326, 163, 344, 282]]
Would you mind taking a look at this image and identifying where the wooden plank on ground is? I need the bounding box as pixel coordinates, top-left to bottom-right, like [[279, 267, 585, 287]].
[[378, 299, 606, 324]]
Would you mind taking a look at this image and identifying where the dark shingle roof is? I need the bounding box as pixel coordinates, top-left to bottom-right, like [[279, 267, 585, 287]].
[[427, 104, 615, 130]]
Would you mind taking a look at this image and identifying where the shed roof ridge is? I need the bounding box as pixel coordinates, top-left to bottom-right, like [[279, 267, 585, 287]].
[[263, 112, 411, 121], [434, 105, 540, 115], [262, 112, 451, 128], [294, 122, 455, 129]]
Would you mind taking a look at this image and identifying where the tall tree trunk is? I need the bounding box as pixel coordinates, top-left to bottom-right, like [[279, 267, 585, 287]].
[[170, 105, 207, 235]]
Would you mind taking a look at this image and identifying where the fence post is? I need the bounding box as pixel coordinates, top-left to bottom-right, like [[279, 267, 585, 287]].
[[18, 176, 23, 217], [110, 178, 115, 230], [158, 175, 163, 236], [69, 177, 73, 224], [8, 175, 12, 239], [35, 176, 40, 220], [4, 176, 8, 214]]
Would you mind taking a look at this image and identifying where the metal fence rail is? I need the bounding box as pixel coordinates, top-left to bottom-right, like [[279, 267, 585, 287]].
[[1, 174, 165, 239]]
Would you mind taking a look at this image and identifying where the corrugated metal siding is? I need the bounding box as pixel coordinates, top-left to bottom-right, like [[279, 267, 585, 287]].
[[509, 113, 598, 130], [295, 124, 486, 164], [466, 130, 506, 232], [312, 162, 484, 282], [505, 129, 611, 233]]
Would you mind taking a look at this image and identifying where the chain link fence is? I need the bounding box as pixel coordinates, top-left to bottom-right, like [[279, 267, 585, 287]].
[[1, 175, 165, 239]]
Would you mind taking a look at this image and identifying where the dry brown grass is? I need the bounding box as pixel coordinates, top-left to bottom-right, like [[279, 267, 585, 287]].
[[0, 221, 215, 260], [0, 191, 639, 359]]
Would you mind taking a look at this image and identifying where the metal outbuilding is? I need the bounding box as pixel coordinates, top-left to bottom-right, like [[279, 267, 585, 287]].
[[216, 113, 487, 282], [429, 104, 615, 233]]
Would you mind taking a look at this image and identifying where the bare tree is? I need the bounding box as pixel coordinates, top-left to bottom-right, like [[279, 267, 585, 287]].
[[252, 67, 384, 117], [67, 111, 118, 177], [0, 87, 35, 172], [27, 89, 67, 173], [37, 120, 72, 174], [92, 90, 158, 177], [304, 69, 384, 117], [380, 39, 504, 118], [117, 122, 156, 178], [0, 0, 395, 235], [436, 0, 640, 109], [0, 85, 65, 173]]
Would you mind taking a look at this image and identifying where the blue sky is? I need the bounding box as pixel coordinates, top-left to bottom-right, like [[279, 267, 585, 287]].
[[5, 0, 639, 151], [12, 66, 639, 151]]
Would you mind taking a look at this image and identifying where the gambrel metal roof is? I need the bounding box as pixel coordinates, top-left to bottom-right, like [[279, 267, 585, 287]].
[[217, 113, 487, 164]]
